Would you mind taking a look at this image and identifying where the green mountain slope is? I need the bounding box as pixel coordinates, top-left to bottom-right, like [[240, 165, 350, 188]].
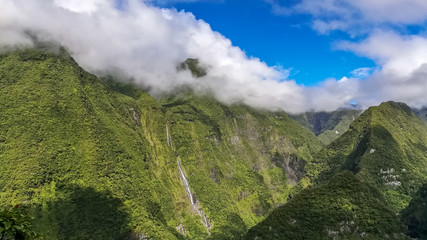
[[0, 48, 181, 239], [290, 110, 361, 145], [245, 171, 407, 240], [0, 48, 322, 239], [310, 101, 427, 210]]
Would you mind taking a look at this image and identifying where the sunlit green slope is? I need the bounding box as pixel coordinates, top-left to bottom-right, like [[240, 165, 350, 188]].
[[310, 101, 427, 210]]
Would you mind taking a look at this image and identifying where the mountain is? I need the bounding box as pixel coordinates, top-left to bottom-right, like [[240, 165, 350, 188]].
[[310, 101, 427, 210], [413, 107, 427, 124], [0, 48, 322, 239], [245, 171, 407, 240], [246, 101, 427, 239], [290, 110, 361, 145], [2, 47, 427, 240]]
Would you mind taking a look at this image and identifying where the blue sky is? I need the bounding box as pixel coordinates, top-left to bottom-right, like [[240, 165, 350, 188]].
[[151, 0, 376, 86]]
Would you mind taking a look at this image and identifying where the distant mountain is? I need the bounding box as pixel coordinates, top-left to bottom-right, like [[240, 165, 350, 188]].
[[413, 107, 427, 124], [0, 48, 322, 239], [290, 110, 361, 145]]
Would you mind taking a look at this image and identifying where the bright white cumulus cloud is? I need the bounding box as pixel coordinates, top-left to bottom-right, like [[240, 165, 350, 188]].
[[338, 31, 427, 108], [0, 0, 426, 113], [0, 0, 358, 113]]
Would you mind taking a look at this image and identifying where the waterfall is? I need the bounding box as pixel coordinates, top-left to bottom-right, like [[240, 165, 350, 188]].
[[177, 159, 211, 230], [199, 210, 211, 230], [177, 160, 195, 206], [177, 159, 212, 231], [166, 123, 211, 232]]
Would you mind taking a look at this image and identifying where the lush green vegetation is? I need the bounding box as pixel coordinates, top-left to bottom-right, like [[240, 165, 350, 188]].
[[245, 171, 408, 240], [159, 91, 323, 238], [309, 102, 427, 211], [0, 48, 323, 239], [1, 47, 426, 240], [0, 205, 38, 240], [402, 183, 427, 239]]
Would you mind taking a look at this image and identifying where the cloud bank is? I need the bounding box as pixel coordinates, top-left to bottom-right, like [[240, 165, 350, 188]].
[[0, 0, 426, 113], [0, 0, 317, 113]]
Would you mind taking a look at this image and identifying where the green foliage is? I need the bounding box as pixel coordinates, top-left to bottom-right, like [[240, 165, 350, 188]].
[[0, 205, 38, 240], [178, 58, 207, 78], [245, 172, 408, 240], [0, 48, 184, 239], [247, 101, 427, 239], [401, 183, 427, 239], [159, 92, 323, 237], [316, 111, 360, 145], [309, 102, 427, 211], [33, 185, 130, 240]]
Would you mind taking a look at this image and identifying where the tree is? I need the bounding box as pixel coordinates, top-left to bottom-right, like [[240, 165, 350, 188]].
[[0, 205, 37, 240]]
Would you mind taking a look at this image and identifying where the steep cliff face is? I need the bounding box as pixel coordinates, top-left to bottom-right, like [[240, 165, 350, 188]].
[[0, 48, 322, 239], [158, 93, 322, 238]]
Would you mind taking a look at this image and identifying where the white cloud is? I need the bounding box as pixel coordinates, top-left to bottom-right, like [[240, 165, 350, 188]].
[[1, 0, 426, 114], [268, 0, 427, 34], [304, 77, 360, 111], [339, 31, 427, 77], [54, 0, 106, 13], [266, 0, 427, 110], [0, 0, 319, 113], [338, 31, 427, 108]]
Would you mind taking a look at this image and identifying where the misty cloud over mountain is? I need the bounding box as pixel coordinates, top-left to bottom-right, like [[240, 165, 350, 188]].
[[1, 0, 426, 113]]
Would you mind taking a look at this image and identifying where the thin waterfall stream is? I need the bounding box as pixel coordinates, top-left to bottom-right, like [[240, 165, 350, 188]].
[[166, 124, 211, 232], [177, 159, 195, 206]]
